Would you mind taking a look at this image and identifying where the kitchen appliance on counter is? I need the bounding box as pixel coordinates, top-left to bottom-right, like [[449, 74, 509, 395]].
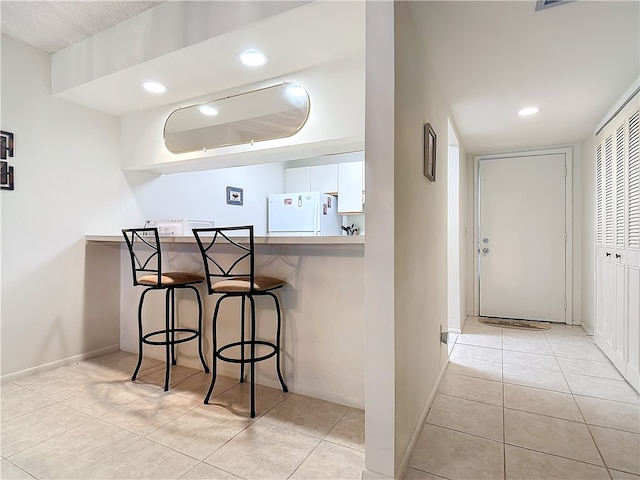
[[145, 219, 215, 236], [268, 192, 340, 236]]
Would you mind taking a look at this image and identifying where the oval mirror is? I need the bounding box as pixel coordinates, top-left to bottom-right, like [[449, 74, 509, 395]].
[[163, 82, 310, 154]]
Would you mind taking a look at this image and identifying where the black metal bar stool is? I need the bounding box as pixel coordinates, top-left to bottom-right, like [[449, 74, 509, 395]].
[[122, 228, 209, 391], [192, 225, 288, 418]]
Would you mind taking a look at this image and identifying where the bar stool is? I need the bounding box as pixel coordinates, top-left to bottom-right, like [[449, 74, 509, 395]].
[[192, 225, 288, 418], [122, 228, 209, 391]]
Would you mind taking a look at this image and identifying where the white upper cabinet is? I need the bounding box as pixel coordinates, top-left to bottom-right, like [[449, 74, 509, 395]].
[[310, 164, 339, 193], [284, 151, 365, 214], [284, 165, 338, 193], [338, 160, 364, 214]]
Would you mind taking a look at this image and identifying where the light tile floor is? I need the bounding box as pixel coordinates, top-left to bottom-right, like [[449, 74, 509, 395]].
[[3, 318, 639, 480], [1, 351, 364, 479], [408, 317, 640, 480]]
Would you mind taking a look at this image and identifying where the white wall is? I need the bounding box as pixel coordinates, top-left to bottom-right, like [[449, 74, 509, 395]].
[[572, 143, 583, 325], [393, 1, 451, 476], [459, 141, 470, 325], [465, 153, 475, 322], [363, 1, 396, 477], [580, 134, 596, 333], [1, 35, 123, 378], [364, 3, 456, 476], [447, 122, 469, 333], [120, 162, 285, 235], [120, 61, 365, 174], [447, 144, 461, 331]]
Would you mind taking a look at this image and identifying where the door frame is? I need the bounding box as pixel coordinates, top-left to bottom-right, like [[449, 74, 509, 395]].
[[472, 147, 574, 324]]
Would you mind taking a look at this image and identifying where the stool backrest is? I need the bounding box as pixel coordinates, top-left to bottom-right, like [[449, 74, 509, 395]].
[[192, 226, 255, 295], [122, 228, 162, 286]]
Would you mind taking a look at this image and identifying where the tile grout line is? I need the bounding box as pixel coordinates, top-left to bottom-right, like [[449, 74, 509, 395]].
[[501, 442, 616, 472], [0, 457, 36, 479], [197, 387, 291, 472], [562, 348, 617, 480], [71, 434, 147, 480], [460, 321, 640, 478]]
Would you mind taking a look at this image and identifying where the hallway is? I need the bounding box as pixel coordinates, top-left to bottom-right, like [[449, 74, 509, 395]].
[[407, 317, 640, 479]]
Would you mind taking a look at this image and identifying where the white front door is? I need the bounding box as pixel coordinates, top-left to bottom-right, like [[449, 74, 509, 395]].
[[479, 153, 567, 323]]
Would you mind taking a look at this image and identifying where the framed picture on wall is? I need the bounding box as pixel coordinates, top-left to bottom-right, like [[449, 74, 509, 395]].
[[424, 123, 436, 182], [226, 186, 244, 206]]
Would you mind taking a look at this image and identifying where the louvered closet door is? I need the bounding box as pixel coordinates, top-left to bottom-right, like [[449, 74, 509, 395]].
[[595, 90, 640, 392], [596, 127, 623, 371], [626, 108, 640, 391]]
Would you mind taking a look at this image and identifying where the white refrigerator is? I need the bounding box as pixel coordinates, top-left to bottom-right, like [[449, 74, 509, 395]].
[[268, 192, 341, 236]]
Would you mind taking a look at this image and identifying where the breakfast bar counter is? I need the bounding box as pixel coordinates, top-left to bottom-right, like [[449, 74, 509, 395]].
[[85, 233, 365, 408], [86, 234, 364, 245]]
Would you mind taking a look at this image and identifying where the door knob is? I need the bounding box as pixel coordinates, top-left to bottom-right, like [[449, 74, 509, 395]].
[[482, 247, 490, 255]]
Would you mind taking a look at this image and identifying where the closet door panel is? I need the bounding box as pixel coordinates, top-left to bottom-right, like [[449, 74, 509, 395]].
[[613, 261, 626, 370], [595, 92, 639, 392], [629, 110, 639, 250], [626, 109, 640, 391], [626, 261, 639, 391]]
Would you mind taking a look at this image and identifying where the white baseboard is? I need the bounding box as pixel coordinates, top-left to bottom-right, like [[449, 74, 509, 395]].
[[396, 358, 450, 479], [580, 323, 595, 336], [361, 468, 394, 480], [1, 344, 120, 383]]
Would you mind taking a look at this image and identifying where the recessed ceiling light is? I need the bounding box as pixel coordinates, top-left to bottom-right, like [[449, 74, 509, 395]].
[[518, 107, 539, 116], [199, 105, 219, 116], [240, 49, 267, 67], [143, 81, 167, 94]]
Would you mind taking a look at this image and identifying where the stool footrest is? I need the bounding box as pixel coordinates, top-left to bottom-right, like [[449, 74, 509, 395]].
[[216, 340, 277, 364], [142, 328, 199, 346]]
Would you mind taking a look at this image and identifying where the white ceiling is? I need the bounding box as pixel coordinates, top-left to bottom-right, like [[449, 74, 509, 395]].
[[1, 0, 639, 155], [0, 1, 165, 53], [409, 0, 640, 153]]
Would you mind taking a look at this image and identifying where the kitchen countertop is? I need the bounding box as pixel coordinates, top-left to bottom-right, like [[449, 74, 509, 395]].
[[85, 234, 365, 245]]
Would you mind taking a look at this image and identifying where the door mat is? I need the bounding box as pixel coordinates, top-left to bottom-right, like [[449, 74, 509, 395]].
[[478, 317, 551, 331]]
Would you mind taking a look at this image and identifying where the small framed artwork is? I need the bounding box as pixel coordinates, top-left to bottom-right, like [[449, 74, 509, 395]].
[[226, 186, 243, 206], [1, 130, 14, 160], [1, 161, 14, 190], [423, 123, 436, 182]]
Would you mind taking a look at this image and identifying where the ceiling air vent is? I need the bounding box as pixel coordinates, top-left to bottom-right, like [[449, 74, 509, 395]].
[[535, 0, 575, 11]]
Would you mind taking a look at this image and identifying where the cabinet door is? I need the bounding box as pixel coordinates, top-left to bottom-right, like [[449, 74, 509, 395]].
[[338, 161, 364, 214], [310, 164, 338, 193], [285, 167, 311, 192]]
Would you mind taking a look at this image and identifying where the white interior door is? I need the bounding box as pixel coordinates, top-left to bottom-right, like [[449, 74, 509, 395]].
[[479, 154, 567, 323]]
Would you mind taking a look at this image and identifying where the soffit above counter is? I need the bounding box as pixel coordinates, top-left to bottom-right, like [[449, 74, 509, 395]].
[[51, 1, 365, 117]]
